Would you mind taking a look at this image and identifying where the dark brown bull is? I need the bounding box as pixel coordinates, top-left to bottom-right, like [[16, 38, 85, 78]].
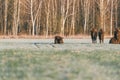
[[109, 37, 119, 44], [90, 27, 97, 43], [109, 28, 120, 44], [98, 28, 104, 43], [54, 36, 64, 44], [114, 28, 120, 41]]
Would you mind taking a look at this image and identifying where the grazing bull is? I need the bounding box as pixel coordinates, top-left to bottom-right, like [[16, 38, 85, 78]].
[[114, 28, 120, 40], [109, 28, 120, 44], [109, 37, 119, 44], [54, 36, 64, 44], [98, 28, 104, 43], [90, 27, 97, 43]]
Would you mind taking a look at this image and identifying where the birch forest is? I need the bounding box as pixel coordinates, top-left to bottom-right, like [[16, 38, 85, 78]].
[[0, 0, 120, 37]]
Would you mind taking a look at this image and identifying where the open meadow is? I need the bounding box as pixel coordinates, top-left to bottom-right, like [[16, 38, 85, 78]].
[[0, 38, 120, 80]]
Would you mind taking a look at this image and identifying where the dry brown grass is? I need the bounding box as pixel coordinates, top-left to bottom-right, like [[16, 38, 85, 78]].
[[0, 34, 111, 39]]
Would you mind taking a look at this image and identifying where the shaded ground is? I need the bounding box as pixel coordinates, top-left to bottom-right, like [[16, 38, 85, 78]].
[[0, 38, 111, 50], [0, 38, 119, 51]]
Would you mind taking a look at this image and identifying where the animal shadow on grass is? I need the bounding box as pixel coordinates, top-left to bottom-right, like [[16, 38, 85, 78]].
[[34, 42, 56, 48], [33, 42, 91, 49]]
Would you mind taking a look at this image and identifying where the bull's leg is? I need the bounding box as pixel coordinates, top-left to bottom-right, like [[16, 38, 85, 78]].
[[54, 39, 57, 44], [99, 40, 101, 43]]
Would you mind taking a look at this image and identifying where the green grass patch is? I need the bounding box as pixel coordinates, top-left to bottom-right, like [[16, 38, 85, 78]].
[[0, 49, 120, 80]]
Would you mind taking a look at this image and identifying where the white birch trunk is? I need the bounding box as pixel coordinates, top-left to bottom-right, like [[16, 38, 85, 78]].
[[83, 0, 90, 34], [110, 0, 113, 36], [70, 0, 76, 36], [13, 0, 20, 35], [100, 0, 104, 29], [115, 0, 118, 28], [4, 0, 8, 35], [45, 0, 50, 38], [60, 0, 72, 36], [30, 0, 42, 36]]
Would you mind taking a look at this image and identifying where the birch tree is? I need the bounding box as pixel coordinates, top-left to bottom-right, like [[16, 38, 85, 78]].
[[99, 0, 104, 29], [70, 0, 76, 35], [4, 0, 8, 35], [13, 0, 20, 35], [110, 0, 114, 36], [60, 0, 66, 35], [0, 0, 4, 34], [30, 0, 42, 36], [51, 0, 58, 35], [44, 0, 51, 38], [60, 0, 73, 36], [81, 0, 90, 34], [114, 0, 119, 28], [22, 0, 42, 36], [97, 0, 110, 31], [0, 0, 120, 36]]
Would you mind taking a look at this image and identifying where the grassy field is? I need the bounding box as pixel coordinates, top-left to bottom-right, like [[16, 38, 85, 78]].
[[0, 39, 120, 80]]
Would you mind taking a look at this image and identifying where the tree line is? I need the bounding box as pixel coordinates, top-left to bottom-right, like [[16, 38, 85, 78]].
[[0, 0, 120, 37]]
